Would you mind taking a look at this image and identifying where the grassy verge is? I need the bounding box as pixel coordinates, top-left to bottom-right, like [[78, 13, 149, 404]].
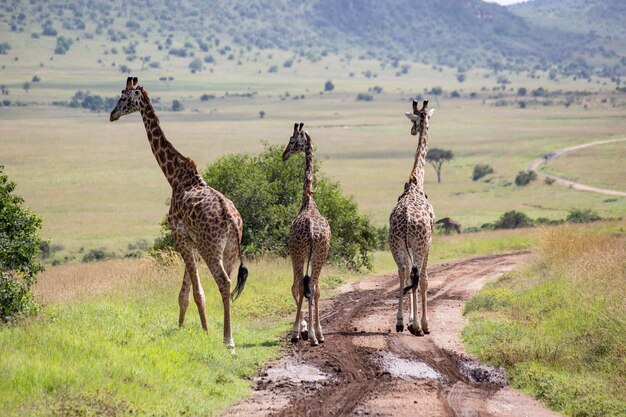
[[462, 224, 626, 417], [0, 256, 356, 417]]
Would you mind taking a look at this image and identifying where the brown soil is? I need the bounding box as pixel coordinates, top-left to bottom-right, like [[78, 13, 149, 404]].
[[226, 252, 561, 417]]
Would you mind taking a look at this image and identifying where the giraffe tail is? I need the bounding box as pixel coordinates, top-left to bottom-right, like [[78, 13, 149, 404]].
[[303, 274, 313, 304], [231, 263, 248, 302]]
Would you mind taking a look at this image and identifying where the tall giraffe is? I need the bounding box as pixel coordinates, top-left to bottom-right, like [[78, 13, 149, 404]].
[[109, 77, 248, 350], [389, 100, 436, 336], [282, 123, 331, 346]]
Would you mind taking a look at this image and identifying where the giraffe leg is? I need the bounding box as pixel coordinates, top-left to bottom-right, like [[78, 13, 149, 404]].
[[307, 292, 318, 346], [420, 253, 430, 334], [314, 283, 323, 343], [170, 223, 202, 329], [396, 263, 409, 332], [178, 269, 191, 327], [408, 254, 424, 337], [291, 255, 307, 341], [310, 251, 327, 345]]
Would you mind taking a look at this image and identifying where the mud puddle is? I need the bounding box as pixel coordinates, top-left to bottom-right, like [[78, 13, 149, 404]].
[[378, 352, 442, 381]]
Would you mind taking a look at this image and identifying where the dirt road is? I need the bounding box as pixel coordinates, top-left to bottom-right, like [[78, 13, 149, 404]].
[[227, 252, 560, 417], [526, 138, 626, 197]]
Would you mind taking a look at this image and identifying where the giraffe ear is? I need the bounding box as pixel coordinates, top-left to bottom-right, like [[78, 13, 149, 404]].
[[405, 112, 419, 122], [132, 77, 138, 87], [126, 77, 133, 89], [428, 109, 435, 118]]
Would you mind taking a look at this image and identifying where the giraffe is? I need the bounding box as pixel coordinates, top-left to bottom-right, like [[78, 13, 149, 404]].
[[389, 100, 436, 336], [109, 77, 248, 350], [282, 123, 331, 346]]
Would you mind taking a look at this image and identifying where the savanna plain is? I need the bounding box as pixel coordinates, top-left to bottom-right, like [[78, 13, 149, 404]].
[[1, 7, 626, 416]]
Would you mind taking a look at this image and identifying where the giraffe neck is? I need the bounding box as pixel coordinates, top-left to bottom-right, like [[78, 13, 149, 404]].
[[138, 93, 183, 188], [301, 133, 314, 210], [408, 127, 428, 191]]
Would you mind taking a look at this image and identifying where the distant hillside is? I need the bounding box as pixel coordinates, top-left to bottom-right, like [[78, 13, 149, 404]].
[[0, 0, 623, 79], [512, 0, 626, 37]]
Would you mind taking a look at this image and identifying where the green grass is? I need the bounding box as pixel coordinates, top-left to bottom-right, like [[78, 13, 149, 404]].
[[462, 225, 626, 417], [0, 255, 360, 417]]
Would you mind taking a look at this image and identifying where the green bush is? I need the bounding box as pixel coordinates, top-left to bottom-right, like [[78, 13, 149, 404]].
[[472, 163, 494, 181], [515, 170, 537, 186], [153, 145, 378, 270], [0, 166, 44, 321], [493, 210, 533, 229], [566, 209, 602, 224]]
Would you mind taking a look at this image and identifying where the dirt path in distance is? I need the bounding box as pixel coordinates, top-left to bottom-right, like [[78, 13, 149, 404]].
[[526, 138, 626, 197], [226, 252, 561, 417]]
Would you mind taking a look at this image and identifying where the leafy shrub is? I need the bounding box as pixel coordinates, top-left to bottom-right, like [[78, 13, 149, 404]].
[[472, 164, 494, 181], [54, 36, 72, 55], [200, 94, 215, 101], [1, 166, 44, 321], [324, 80, 334, 92], [171, 100, 183, 112], [356, 93, 373, 101], [544, 177, 555, 185], [82, 248, 117, 263], [566, 209, 602, 224], [0, 42, 10, 54], [152, 145, 378, 270], [188, 58, 202, 73], [515, 170, 537, 186], [69, 91, 117, 112], [493, 210, 533, 229]]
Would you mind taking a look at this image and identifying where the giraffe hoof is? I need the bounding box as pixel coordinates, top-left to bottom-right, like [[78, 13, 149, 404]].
[[291, 336, 299, 344], [310, 339, 319, 347], [408, 324, 424, 337], [300, 330, 309, 341], [423, 329, 430, 335], [396, 324, 404, 333]]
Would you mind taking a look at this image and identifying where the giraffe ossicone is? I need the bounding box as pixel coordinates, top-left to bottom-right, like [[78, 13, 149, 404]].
[[109, 77, 248, 351]]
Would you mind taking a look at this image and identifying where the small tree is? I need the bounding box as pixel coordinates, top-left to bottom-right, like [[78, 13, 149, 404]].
[[324, 80, 334, 92], [259, 110, 265, 119], [159, 76, 174, 90], [515, 170, 537, 186], [188, 58, 202, 73], [426, 148, 454, 183], [472, 164, 494, 181], [139, 55, 151, 70], [22, 82, 30, 93], [171, 99, 183, 112], [1, 166, 44, 321], [493, 210, 532, 229]]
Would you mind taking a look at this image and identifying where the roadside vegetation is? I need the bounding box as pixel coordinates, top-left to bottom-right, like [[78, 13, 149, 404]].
[[463, 225, 626, 417]]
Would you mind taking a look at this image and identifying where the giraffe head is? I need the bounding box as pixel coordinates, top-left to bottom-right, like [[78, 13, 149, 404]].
[[110, 77, 146, 122], [282, 122, 307, 161], [405, 100, 435, 136]]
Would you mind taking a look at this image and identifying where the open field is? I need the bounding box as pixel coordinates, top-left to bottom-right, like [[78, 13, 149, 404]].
[[2, 95, 625, 258]]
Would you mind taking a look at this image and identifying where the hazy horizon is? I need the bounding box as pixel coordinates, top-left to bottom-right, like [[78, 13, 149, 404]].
[[485, 0, 530, 5]]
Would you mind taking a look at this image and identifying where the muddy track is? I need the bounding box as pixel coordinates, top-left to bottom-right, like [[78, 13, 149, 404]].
[[227, 252, 560, 417]]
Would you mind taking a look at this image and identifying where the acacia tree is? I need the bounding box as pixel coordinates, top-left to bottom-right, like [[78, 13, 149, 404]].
[[0, 166, 44, 321], [426, 148, 454, 183]]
